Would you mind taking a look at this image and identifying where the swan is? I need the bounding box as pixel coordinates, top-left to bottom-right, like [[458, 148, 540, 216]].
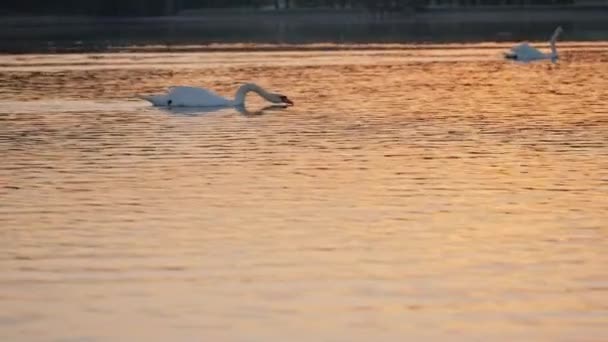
[[139, 83, 294, 108], [505, 26, 563, 63]]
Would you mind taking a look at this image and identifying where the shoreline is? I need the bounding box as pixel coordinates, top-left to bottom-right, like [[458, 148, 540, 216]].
[[3, 41, 608, 56]]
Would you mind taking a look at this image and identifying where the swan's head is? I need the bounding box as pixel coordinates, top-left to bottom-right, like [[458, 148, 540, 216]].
[[271, 94, 294, 106], [551, 26, 564, 41]]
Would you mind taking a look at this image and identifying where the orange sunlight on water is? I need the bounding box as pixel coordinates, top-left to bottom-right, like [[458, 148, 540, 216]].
[[1, 45, 607, 341]]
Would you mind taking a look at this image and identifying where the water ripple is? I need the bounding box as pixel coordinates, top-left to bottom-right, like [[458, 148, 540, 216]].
[[0, 46, 607, 341]]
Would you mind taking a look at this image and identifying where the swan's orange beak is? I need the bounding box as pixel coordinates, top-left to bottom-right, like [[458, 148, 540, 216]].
[[281, 96, 294, 106]]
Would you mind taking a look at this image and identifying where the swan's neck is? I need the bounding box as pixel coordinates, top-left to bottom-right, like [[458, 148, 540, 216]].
[[233, 83, 275, 106], [550, 40, 558, 57], [549, 28, 561, 57]]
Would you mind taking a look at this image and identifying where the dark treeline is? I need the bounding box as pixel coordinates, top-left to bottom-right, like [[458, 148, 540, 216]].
[[0, 0, 579, 16], [0, 0, 424, 16], [0, 0, 176, 16], [182, 1, 418, 10]]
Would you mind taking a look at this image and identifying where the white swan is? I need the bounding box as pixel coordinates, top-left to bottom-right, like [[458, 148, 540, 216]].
[[140, 83, 293, 107], [505, 26, 563, 63]]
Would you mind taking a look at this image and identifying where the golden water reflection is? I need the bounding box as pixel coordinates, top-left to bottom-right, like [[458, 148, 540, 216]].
[[0, 45, 607, 341]]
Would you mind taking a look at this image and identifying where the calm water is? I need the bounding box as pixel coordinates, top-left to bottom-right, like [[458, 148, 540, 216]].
[[1, 44, 607, 341], [2, 14, 608, 53]]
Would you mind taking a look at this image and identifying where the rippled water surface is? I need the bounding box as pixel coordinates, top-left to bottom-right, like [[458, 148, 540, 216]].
[[1, 44, 607, 341]]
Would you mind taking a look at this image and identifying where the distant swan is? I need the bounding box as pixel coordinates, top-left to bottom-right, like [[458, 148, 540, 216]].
[[505, 26, 563, 63], [140, 83, 294, 107]]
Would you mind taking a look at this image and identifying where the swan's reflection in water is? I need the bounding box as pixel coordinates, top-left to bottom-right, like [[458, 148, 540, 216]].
[[159, 104, 288, 116]]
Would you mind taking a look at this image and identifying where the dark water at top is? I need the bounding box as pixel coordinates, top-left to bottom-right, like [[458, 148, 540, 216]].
[[1, 10, 608, 53]]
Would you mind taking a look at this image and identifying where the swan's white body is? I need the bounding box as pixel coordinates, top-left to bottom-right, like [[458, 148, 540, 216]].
[[505, 26, 563, 63], [140, 83, 293, 108]]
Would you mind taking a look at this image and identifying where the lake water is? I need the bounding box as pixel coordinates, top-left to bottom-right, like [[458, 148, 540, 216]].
[[1, 44, 607, 341]]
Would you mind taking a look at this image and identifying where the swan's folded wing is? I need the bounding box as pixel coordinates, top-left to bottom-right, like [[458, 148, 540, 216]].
[[510, 43, 545, 59], [166, 86, 231, 107], [167, 86, 221, 98]]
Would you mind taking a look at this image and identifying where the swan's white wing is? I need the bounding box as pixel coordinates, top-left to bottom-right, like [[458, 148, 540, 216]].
[[166, 86, 232, 107], [138, 94, 167, 106], [509, 43, 546, 60]]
